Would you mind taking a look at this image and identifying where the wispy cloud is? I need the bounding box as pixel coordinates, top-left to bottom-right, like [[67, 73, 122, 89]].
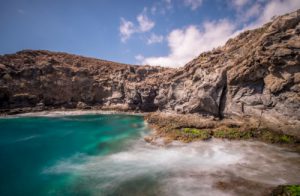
[[141, 20, 235, 67], [120, 18, 135, 42], [231, 0, 249, 9], [184, 0, 203, 10], [119, 9, 155, 42], [250, 0, 300, 28], [138, 0, 300, 67], [135, 54, 145, 62], [150, 0, 173, 15], [137, 12, 155, 32], [147, 34, 164, 44], [17, 9, 25, 14]]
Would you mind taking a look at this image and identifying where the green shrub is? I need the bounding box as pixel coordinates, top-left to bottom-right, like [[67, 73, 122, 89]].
[[286, 185, 300, 196], [272, 185, 300, 196]]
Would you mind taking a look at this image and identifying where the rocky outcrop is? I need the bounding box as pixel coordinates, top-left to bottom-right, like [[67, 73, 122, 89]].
[[0, 10, 300, 136], [0, 50, 173, 113], [155, 10, 300, 136]]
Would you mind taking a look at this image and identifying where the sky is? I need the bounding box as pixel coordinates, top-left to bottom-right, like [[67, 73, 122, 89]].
[[0, 0, 300, 67]]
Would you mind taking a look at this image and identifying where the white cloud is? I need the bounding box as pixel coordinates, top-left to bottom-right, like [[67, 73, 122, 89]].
[[135, 54, 145, 62], [119, 9, 155, 42], [184, 0, 203, 10], [147, 34, 164, 44], [141, 20, 235, 67], [243, 3, 261, 21], [150, 0, 173, 15], [119, 18, 135, 43], [253, 0, 300, 27], [137, 12, 155, 32], [236, 0, 300, 32], [151, 6, 157, 15], [232, 0, 249, 8], [139, 0, 300, 67]]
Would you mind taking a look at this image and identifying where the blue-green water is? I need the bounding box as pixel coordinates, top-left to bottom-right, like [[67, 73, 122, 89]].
[[0, 114, 148, 196], [1, 114, 300, 196]]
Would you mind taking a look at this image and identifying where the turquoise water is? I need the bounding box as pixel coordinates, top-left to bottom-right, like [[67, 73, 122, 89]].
[[1, 114, 300, 196], [0, 114, 148, 196]]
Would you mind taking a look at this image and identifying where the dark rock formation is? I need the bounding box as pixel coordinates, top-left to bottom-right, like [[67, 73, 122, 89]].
[[0, 10, 300, 136], [0, 50, 172, 113]]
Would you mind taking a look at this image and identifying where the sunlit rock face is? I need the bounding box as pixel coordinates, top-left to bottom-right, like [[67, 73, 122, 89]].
[[0, 10, 300, 135], [154, 10, 300, 136]]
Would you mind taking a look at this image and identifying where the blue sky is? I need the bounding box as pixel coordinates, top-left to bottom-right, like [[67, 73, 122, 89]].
[[0, 0, 299, 67]]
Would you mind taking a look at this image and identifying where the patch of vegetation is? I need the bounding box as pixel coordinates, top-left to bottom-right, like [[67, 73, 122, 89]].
[[182, 128, 211, 139], [258, 130, 296, 144], [213, 128, 253, 140], [167, 128, 212, 143], [213, 128, 297, 144], [158, 126, 298, 144], [286, 185, 300, 196], [272, 185, 300, 196]]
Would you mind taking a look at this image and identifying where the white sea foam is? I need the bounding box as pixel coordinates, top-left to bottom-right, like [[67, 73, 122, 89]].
[[11, 110, 145, 117], [15, 135, 40, 142], [44, 139, 300, 195]]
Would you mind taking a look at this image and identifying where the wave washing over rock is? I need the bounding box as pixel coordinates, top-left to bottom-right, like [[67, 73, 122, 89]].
[[1, 114, 298, 195], [0, 10, 300, 137], [44, 138, 300, 196]]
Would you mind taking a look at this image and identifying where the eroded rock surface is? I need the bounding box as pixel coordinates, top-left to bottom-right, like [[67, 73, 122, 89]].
[[0, 50, 172, 113], [155, 10, 300, 136], [1, 10, 300, 136]]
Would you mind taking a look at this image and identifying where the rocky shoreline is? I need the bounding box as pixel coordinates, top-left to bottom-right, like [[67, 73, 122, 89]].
[[2, 107, 300, 147], [144, 112, 300, 151], [1, 108, 299, 196]]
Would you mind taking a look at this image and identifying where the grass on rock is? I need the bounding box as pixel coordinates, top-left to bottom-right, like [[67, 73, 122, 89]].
[[272, 185, 300, 196], [157, 126, 298, 144]]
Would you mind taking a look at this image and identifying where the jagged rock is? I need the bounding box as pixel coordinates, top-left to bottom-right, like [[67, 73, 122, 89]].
[[153, 10, 300, 136], [76, 102, 89, 109], [0, 50, 169, 112]]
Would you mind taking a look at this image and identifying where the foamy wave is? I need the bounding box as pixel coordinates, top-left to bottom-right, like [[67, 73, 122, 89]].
[[12, 110, 145, 117], [15, 135, 40, 142], [43, 139, 300, 195]]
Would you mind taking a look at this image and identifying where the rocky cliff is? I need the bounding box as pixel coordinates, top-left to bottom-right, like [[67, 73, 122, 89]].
[[155, 10, 300, 136], [0, 50, 173, 112], [1, 10, 300, 135]]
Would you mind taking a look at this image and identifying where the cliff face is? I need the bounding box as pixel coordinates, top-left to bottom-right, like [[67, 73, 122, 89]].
[[0, 50, 173, 112], [0, 10, 300, 135], [155, 10, 300, 135]]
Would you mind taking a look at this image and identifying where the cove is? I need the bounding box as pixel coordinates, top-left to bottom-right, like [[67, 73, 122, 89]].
[[0, 114, 299, 196], [0, 114, 147, 195]]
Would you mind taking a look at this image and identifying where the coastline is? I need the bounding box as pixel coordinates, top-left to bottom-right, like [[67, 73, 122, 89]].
[[0, 108, 146, 118], [144, 112, 300, 152], [1, 109, 299, 195], [1, 108, 300, 153]]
